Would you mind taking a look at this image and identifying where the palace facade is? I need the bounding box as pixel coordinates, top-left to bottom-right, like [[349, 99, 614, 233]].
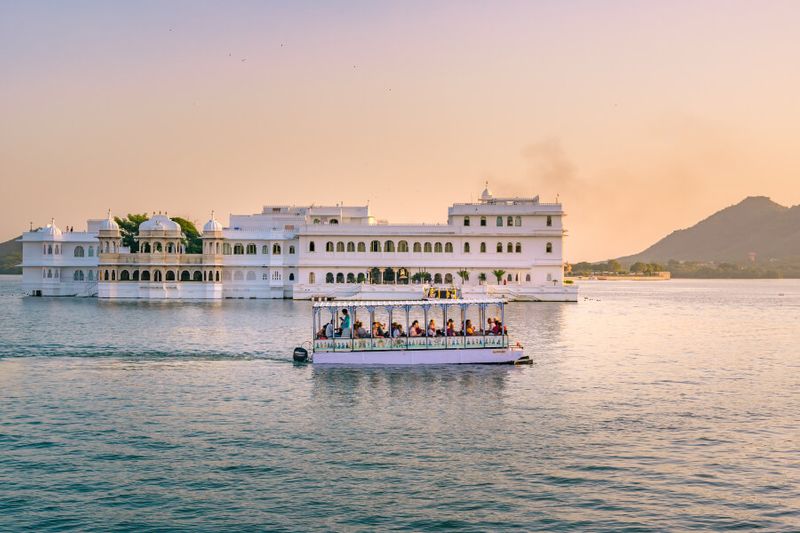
[[19, 186, 578, 301]]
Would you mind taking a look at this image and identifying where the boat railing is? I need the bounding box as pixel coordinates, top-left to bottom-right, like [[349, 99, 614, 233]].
[[314, 334, 508, 353]]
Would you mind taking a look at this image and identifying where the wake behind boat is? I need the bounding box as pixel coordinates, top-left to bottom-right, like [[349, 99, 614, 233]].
[[293, 298, 529, 365]]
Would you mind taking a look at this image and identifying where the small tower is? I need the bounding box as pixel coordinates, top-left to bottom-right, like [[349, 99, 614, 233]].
[[202, 211, 224, 283], [97, 210, 121, 255]]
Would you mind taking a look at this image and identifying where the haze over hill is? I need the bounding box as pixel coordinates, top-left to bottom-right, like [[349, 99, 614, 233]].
[[0, 236, 22, 274], [619, 196, 800, 264]]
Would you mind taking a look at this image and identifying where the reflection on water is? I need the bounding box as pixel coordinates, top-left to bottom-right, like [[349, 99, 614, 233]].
[[0, 277, 799, 531]]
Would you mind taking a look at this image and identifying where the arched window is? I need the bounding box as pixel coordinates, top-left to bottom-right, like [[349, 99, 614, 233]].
[[547, 273, 553, 281], [444, 273, 453, 284], [357, 242, 366, 253], [262, 245, 269, 254], [329, 219, 338, 224], [88, 270, 95, 281], [336, 242, 345, 252], [141, 271, 150, 281], [289, 246, 295, 254], [434, 273, 442, 284], [370, 240, 381, 252], [234, 271, 244, 281], [55, 245, 60, 255], [215, 271, 220, 282], [47, 269, 53, 278], [385, 241, 395, 252], [357, 272, 366, 283], [233, 244, 244, 255], [525, 273, 531, 282], [480, 216, 486, 227], [154, 271, 162, 282], [515, 242, 522, 253], [309, 272, 316, 284], [88, 246, 94, 257], [444, 242, 453, 253], [155, 242, 162, 252], [47, 244, 53, 255], [313, 218, 321, 224], [463, 216, 470, 226], [507, 273, 513, 281], [507, 242, 513, 253], [507, 216, 514, 226], [546, 242, 553, 253], [120, 270, 129, 281], [132, 270, 139, 281], [326, 241, 334, 252], [166, 271, 175, 281], [288, 273, 295, 281], [326, 272, 334, 284], [347, 242, 355, 252], [546, 215, 552, 227], [464, 242, 470, 253], [346, 273, 355, 283], [496, 216, 503, 227], [74, 246, 85, 257], [309, 241, 316, 252], [496, 242, 503, 253], [73, 270, 84, 281], [398, 241, 408, 252], [181, 270, 191, 281], [424, 242, 432, 253], [272, 271, 282, 281], [272, 244, 281, 254], [223, 243, 231, 255], [515, 216, 522, 226], [413, 242, 421, 253], [246, 271, 256, 281], [336, 273, 344, 283], [480, 242, 486, 253]]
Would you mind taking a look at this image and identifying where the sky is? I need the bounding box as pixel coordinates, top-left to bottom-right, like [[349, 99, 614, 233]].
[[2, 0, 800, 261]]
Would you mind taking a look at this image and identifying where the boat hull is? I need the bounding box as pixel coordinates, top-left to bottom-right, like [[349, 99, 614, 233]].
[[312, 347, 527, 365]]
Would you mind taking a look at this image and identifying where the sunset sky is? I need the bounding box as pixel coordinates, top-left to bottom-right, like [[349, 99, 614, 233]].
[[2, 1, 800, 261]]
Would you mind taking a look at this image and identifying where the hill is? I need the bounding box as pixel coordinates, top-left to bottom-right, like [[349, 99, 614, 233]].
[[0, 236, 22, 274], [619, 196, 800, 264]]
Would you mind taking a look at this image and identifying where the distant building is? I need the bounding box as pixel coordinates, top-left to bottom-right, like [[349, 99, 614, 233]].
[[19, 186, 578, 301]]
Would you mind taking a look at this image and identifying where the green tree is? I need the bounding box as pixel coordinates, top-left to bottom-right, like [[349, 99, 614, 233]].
[[478, 272, 487, 284], [456, 269, 469, 283], [114, 213, 149, 252], [170, 217, 202, 254], [630, 261, 647, 274], [606, 259, 623, 273], [492, 269, 506, 284]]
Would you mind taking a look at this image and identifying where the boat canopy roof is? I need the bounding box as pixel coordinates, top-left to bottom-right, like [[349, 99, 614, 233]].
[[312, 298, 505, 309]]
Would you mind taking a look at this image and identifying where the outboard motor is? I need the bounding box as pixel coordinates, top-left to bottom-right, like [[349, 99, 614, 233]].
[[293, 346, 309, 363]]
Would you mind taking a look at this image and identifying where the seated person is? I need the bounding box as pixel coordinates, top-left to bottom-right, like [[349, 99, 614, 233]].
[[486, 317, 495, 335], [354, 321, 369, 338], [409, 320, 422, 337], [465, 319, 475, 336], [446, 319, 457, 336], [325, 320, 334, 339], [427, 319, 437, 337], [392, 323, 404, 338]]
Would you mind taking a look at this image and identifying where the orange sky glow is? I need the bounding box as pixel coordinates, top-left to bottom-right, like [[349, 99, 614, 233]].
[[2, 1, 799, 261]]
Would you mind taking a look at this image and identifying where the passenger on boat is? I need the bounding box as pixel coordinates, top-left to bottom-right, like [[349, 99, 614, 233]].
[[409, 320, 422, 337], [446, 319, 457, 336], [392, 323, 404, 338], [325, 320, 334, 339], [465, 319, 475, 336], [373, 321, 387, 338], [354, 321, 368, 338], [486, 317, 494, 335], [427, 320, 437, 337]]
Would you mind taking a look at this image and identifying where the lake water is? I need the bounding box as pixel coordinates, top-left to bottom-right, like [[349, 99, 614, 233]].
[[1, 276, 799, 531]]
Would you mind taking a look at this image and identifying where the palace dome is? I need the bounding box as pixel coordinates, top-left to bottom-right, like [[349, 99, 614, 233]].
[[203, 217, 223, 233], [139, 214, 180, 232], [40, 220, 62, 238], [99, 215, 119, 231], [480, 183, 493, 201]]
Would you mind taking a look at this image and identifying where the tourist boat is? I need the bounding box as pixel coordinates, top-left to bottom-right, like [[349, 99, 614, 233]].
[[293, 298, 530, 365]]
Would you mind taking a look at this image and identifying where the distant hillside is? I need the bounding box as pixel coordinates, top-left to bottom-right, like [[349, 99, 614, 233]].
[[619, 196, 800, 264], [0, 236, 22, 274]]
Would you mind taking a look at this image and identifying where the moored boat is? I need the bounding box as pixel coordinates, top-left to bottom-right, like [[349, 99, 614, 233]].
[[294, 298, 529, 365]]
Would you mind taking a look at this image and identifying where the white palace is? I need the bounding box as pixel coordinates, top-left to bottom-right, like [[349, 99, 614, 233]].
[[19, 186, 578, 302]]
